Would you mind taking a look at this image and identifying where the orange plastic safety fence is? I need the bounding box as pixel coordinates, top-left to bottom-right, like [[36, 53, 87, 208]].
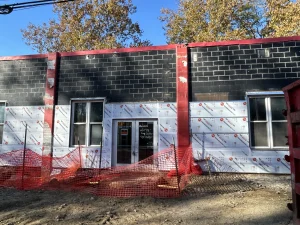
[[0, 146, 201, 198]]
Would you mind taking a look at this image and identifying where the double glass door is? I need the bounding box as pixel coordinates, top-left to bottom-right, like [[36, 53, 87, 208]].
[[113, 120, 158, 166]]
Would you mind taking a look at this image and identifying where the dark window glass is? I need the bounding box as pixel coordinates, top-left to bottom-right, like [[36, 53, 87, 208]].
[[73, 124, 86, 145], [90, 102, 103, 122], [271, 97, 286, 120], [272, 122, 288, 147], [117, 122, 132, 164], [90, 124, 103, 145], [250, 122, 268, 146], [74, 103, 86, 123], [0, 103, 5, 123], [138, 122, 154, 161], [0, 125, 3, 144], [249, 98, 266, 121]]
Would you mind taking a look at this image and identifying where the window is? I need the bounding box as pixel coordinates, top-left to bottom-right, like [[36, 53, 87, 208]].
[[70, 100, 104, 146], [0, 102, 5, 144], [248, 93, 287, 149]]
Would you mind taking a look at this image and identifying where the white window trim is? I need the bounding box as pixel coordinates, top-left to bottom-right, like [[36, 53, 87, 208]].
[[70, 98, 105, 147], [246, 93, 288, 150], [0, 101, 7, 145]]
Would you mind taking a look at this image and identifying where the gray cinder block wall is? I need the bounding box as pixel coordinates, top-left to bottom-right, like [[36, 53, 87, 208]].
[[57, 50, 176, 105], [1, 38, 300, 106], [0, 58, 47, 106], [190, 41, 300, 100]]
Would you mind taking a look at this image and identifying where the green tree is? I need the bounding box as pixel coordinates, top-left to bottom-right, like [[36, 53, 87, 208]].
[[22, 0, 151, 53], [160, 0, 300, 44]]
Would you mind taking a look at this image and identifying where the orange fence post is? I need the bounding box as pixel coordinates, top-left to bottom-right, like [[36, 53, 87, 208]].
[[173, 137, 180, 194]]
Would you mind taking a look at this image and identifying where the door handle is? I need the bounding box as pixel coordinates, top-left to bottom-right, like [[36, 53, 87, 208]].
[[132, 151, 136, 156]]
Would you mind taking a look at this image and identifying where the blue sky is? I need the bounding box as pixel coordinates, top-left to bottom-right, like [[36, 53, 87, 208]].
[[0, 0, 178, 56]]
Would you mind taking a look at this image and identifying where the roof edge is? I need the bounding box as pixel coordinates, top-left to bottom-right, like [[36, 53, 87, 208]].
[[0, 54, 48, 61], [1, 36, 300, 60], [188, 36, 300, 48], [59, 44, 177, 57]]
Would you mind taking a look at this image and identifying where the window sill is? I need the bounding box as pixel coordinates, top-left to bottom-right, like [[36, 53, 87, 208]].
[[251, 148, 289, 151], [71, 145, 102, 147]]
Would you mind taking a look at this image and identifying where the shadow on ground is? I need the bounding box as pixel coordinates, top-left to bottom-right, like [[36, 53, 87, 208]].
[[182, 173, 257, 197]]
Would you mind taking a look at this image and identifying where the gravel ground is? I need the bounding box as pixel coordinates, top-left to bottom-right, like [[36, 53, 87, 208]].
[[0, 173, 293, 225]]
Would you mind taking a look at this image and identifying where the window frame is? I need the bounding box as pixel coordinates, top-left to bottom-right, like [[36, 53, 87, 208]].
[[246, 92, 288, 150], [70, 98, 105, 147], [0, 101, 7, 145]]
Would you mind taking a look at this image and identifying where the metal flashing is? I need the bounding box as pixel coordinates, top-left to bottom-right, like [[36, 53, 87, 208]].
[[246, 91, 284, 96]]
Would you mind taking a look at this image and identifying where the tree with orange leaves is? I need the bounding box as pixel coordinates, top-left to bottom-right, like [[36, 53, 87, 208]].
[[22, 0, 151, 53]]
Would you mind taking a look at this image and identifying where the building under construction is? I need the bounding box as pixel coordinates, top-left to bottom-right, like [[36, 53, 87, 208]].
[[0, 36, 297, 197]]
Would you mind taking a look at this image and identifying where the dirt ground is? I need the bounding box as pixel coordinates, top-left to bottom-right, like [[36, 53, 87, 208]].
[[0, 174, 293, 225]]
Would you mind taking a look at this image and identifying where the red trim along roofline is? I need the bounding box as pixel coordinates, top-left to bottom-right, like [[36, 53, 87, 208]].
[[0, 54, 48, 61], [188, 36, 300, 48], [59, 44, 177, 57], [1, 35, 300, 60], [0, 44, 177, 61]]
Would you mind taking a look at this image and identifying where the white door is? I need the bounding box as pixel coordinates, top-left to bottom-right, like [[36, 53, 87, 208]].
[[112, 120, 158, 166]]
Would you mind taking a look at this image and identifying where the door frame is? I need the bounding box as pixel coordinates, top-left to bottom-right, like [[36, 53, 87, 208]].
[[112, 119, 158, 166]]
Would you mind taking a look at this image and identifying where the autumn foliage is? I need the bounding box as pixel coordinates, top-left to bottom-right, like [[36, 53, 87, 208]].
[[21, 0, 151, 53], [160, 0, 300, 44], [21, 0, 300, 52]]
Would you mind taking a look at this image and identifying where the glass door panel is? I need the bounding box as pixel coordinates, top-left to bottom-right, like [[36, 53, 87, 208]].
[[113, 120, 157, 166], [117, 122, 132, 164], [138, 122, 154, 162]]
